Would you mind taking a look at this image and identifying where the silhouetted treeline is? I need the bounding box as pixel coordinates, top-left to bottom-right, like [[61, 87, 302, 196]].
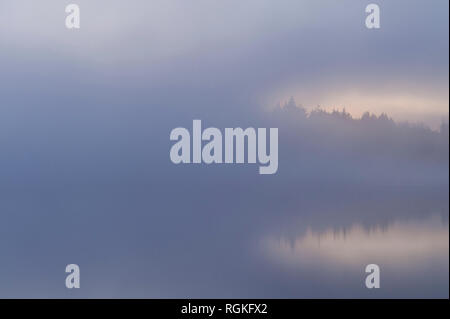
[[264, 97, 449, 185], [272, 97, 448, 164]]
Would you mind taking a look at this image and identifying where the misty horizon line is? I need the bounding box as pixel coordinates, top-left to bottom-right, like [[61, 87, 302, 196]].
[[273, 97, 449, 132]]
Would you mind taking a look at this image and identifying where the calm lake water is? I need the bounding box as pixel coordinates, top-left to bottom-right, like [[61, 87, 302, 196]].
[[261, 215, 448, 298], [0, 183, 448, 298]]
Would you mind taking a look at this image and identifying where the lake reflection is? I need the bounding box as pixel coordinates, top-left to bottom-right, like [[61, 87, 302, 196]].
[[260, 215, 449, 298], [1, 183, 448, 298], [264, 216, 448, 267]]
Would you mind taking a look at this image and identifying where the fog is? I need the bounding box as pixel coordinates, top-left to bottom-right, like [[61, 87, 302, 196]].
[[0, 0, 448, 298]]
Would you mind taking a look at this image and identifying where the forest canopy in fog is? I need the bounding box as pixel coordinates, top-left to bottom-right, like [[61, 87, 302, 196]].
[[263, 97, 449, 185]]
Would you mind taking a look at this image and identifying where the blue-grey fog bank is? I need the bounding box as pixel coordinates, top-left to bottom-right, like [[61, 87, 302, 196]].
[[0, 0, 448, 298]]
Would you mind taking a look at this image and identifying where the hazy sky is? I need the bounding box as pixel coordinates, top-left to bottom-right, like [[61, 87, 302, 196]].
[[0, 0, 448, 128], [0, 1, 448, 298]]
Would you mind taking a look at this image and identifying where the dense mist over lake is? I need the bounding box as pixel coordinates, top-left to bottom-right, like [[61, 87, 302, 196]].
[[0, 0, 448, 298], [1, 96, 448, 297]]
